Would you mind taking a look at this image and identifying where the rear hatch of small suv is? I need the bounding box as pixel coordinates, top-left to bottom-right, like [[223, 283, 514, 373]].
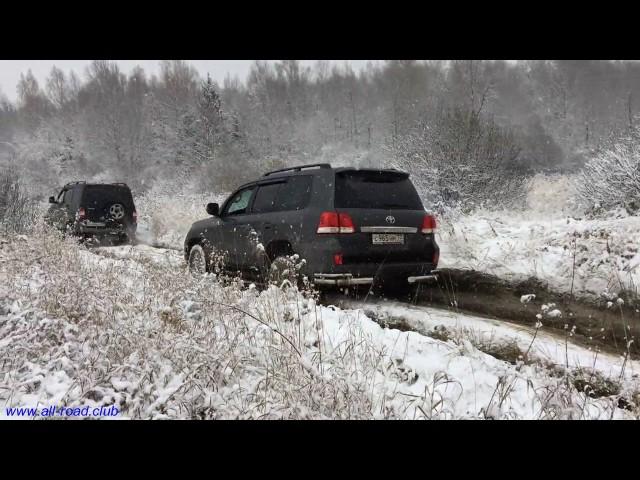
[[77, 184, 137, 239]]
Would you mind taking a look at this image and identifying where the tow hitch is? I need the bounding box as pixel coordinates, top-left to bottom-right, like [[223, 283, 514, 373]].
[[407, 269, 439, 284]]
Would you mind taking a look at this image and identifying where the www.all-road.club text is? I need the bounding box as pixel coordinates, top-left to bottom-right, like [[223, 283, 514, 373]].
[[5, 405, 120, 417]]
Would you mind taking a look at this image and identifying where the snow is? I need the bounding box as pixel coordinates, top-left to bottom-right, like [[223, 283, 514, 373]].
[[437, 207, 640, 300], [334, 297, 640, 384], [134, 187, 228, 249], [2, 231, 637, 419], [3, 170, 640, 420], [520, 294, 536, 303]]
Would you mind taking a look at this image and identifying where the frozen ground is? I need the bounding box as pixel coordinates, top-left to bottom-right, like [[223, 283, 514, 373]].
[[1, 231, 639, 419], [437, 178, 640, 300], [334, 297, 640, 386]]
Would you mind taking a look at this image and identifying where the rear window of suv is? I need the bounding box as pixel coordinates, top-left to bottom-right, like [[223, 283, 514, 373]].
[[335, 171, 423, 210], [82, 185, 134, 209]]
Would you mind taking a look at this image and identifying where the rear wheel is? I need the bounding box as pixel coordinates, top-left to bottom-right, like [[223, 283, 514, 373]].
[[188, 244, 209, 275]]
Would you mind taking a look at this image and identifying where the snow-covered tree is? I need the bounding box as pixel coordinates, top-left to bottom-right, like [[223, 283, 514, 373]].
[[575, 125, 640, 213], [389, 106, 526, 210]]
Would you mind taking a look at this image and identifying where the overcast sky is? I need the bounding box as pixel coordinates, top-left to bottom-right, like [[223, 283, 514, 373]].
[[0, 60, 375, 102]]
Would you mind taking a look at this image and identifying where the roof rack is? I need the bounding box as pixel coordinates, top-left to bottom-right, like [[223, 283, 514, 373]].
[[263, 163, 331, 177], [63, 181, 86, 188]]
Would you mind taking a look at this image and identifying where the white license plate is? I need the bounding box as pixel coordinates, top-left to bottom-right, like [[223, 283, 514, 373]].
[[372, 233, 404, 245]]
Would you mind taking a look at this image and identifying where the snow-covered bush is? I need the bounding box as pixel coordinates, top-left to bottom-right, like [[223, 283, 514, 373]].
[[0, 228, 384, 418], [389, 108, 530, 212], [0, 170, 36, 234], [575, 127, 640, 215], [134, 180, 227, 248]]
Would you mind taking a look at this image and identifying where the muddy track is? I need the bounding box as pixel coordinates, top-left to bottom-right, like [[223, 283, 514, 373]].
[[327, 268, 640, 359]]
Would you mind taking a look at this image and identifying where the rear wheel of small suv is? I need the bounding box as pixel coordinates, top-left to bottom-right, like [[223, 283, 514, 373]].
[[46, 182, 138, 246]]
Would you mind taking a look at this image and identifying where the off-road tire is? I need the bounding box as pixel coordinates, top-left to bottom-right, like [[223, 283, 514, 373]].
[[188, 244, 209, 275]]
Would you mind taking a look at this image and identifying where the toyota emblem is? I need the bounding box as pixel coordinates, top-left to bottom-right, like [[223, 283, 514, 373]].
[[385, 215, 396, 224]]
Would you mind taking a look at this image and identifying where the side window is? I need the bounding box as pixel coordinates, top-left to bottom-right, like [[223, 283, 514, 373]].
[[223, 187, 255, 216], [276, 176, 313, 212], [252, 183, 282, 214], [63, 188, 74, 206]]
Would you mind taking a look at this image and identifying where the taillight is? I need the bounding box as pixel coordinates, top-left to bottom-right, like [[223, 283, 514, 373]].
[[132, 210, 138, 223], [432, 250, 439, 267], [422, 214, 437, 234], [333, 253, 344, 265], [317, 212, 339, 233], [76, 208, 86, 221], [317, 211, 355, 234], [338, 213, 355, 233]]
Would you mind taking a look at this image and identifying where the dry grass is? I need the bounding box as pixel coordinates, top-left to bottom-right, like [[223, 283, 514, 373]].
[[0, 226, 421, 419], [2, 226, 639, 420], [0, 170, 36, 234]]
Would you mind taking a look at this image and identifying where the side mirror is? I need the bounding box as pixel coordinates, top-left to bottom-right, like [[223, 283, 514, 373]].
[[206, 202, 219, 216], [49, 196, 57, 204]]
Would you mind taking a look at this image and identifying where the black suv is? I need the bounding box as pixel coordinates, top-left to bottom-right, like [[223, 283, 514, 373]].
[[184, 164, 439, 290], [45, 182, 137, 244]]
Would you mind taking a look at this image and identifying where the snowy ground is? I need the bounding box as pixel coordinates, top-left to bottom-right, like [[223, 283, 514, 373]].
[[2, 230, 639, 419], [437, 195, 640, 301], [2, 175, 639, 419], [134, 188, 227, 249], [335, 297, 640, 386]]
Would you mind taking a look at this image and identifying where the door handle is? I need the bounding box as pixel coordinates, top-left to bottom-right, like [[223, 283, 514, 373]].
[[264, 223, 273, 230]]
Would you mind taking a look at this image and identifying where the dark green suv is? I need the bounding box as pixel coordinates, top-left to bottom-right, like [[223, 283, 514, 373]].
[[45, 182, 137, 244], [184, 164, 439, 291]]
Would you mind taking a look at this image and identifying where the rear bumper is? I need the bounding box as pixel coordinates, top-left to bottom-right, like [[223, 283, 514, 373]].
[[313, 273, 375, 286], [300, 235, 439, 288], [312, 267, 439, 287], [75, 222, 136, 237]]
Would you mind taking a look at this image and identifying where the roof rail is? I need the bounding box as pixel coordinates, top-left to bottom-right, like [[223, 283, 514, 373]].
[[263, 163, 331, 177], [63, 181, 86, 187]]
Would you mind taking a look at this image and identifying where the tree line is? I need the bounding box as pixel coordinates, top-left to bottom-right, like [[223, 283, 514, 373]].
[[1, 60, 639, 206]]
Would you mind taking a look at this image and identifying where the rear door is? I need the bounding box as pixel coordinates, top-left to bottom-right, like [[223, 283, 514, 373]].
[[247, 179, 286, 269], [247, 175, 314, 267], [333, 170, 431, 263], [81, 185, 135, 226]]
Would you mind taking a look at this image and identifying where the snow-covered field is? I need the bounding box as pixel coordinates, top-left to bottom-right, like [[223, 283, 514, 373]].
[[438, 176, 640, 300], [2, 228, 639, 419], [1, 175, 639, 419]]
